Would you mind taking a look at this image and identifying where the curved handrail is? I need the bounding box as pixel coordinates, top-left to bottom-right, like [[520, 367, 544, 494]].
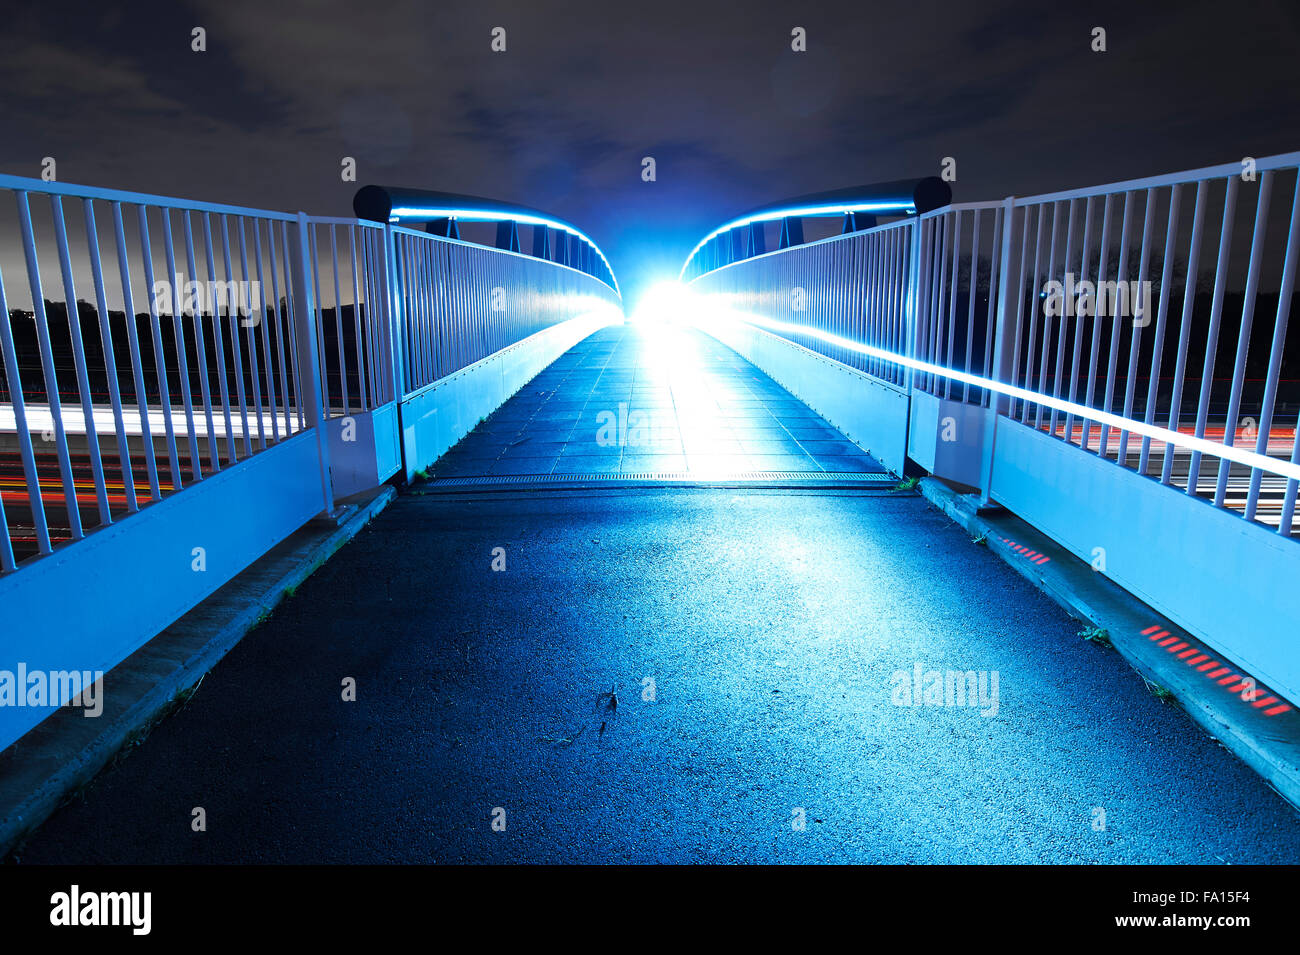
[[354, 185, 619, 296], [680, 176, 951, 280]]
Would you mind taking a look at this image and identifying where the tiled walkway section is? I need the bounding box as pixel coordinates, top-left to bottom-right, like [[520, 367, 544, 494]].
[[430, 322, 885, 478]]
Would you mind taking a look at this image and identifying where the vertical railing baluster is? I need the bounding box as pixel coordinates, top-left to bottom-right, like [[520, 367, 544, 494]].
[[329, 225, 348, 413], [382, 223, 405, 403], [1098, 192, 1134, 459], [1162, 184, 1208, 487], [112, 201, 161, 500], [1139, 187, 1183, 476], [1186, 178, 1239, 495], [280, 220, 304, 431], [235, 218, 265, 450], [0, 256, 50, 557], [137, 206, 183, 491], [932, 215, 950, 396], [1035, 201, 1061, 430], [944, 211, 962, 399], [348, 225, 366, 409], [980, 196, 1022, 504], [963, 210, 981, 402], [1048, 200, 1076, 434], [308, 223, 328, 416], [182, 211, 219, 472], [289, 212, 333, 514], [266, 220, 293, 436], [251, 220, 279, 444], [1117, 189, 1158, 465], [1214, 172, 1273, 506], [1064, 198, 1095, 446], [1019, 206, 1046, 424], [159, 208, 202, 480], [202, 213, 237, 462], [981, 206, 1004, 407], [49, 196, 112, 525], [1249, 175, 1300, 523], [83, 199, 138, 513], [219, 215, 252, 456]]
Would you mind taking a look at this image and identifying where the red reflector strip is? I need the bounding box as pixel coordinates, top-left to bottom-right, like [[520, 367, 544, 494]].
[[1196, 660, 1219, 671], [1159, 636, 1179, 646], [1035, 556, 1051, 564], [1149, 630, 1170, 641], [1251, 696, 1279, 709], [1186, 654, 1209, 665], [1265, 704, 1292, 716], [1208, 667, 1231, 678], [1218, 675, 1240, 685], [1141, 625, 1161, 636], [1177, 648, 1199, 659], [1166, 642, 1189, 653]]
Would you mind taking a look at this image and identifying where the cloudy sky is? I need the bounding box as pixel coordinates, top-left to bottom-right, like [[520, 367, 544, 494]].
[[2, 0, 1299, 305]]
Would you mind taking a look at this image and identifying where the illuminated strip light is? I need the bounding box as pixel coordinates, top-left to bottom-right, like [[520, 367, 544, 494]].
[[714, 310, 1300, 483], [1142, 626, 1293, 716], [680, 200, 912, 280], [387, 205, 619, 295], [0, 403, 291, 438]]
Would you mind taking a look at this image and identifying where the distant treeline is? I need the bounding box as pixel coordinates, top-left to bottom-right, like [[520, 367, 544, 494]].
[[1, 300, 376, 407]]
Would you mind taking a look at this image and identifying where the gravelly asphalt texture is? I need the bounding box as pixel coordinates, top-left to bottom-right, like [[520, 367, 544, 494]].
[[14, 486, 1300, 864]]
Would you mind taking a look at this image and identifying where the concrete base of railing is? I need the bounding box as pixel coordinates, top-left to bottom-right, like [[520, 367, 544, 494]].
[[693, 317, 909, 475], [397, 309, 622, 481]]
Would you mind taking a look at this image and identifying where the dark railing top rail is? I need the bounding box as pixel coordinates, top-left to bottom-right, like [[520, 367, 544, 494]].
[[680, 176, 952, 280], [353, 185, 619, 295]]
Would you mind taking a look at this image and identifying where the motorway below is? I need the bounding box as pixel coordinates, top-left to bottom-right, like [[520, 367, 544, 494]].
[[13, 483, 1300, 863]]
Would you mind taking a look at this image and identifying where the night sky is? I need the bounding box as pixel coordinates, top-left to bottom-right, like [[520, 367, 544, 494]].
[[3, 0, 1299, 307]]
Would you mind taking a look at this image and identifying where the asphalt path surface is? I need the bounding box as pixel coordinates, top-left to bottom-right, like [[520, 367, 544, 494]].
[[15, 485, 1300, 863]]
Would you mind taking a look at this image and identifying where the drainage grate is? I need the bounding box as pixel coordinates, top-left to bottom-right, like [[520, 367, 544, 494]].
[[421, 470, 895, 487]]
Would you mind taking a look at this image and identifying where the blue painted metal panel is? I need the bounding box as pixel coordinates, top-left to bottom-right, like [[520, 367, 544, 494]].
[[907, 389, 990, 488], [990, 417, 1300, 705], [324, 401, 402, 497], [0, 432, 325, 750]]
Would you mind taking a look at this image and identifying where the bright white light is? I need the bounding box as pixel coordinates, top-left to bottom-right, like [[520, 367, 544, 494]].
[[631, 280, 700, 324]]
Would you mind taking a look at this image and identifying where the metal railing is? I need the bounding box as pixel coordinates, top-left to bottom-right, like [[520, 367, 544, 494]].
[[391, 225, 620, 397], [0, 175, 621, 575], [686, 151, 1300, 538], [914, 201, 1007, 405], [679, 177, 950, 283], [0, 175, 315, 572], [354, 184, 619, 294], [301, 217, 395, 416], [1000, 156, 1300, 532], [698, 219, 916, 388]]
